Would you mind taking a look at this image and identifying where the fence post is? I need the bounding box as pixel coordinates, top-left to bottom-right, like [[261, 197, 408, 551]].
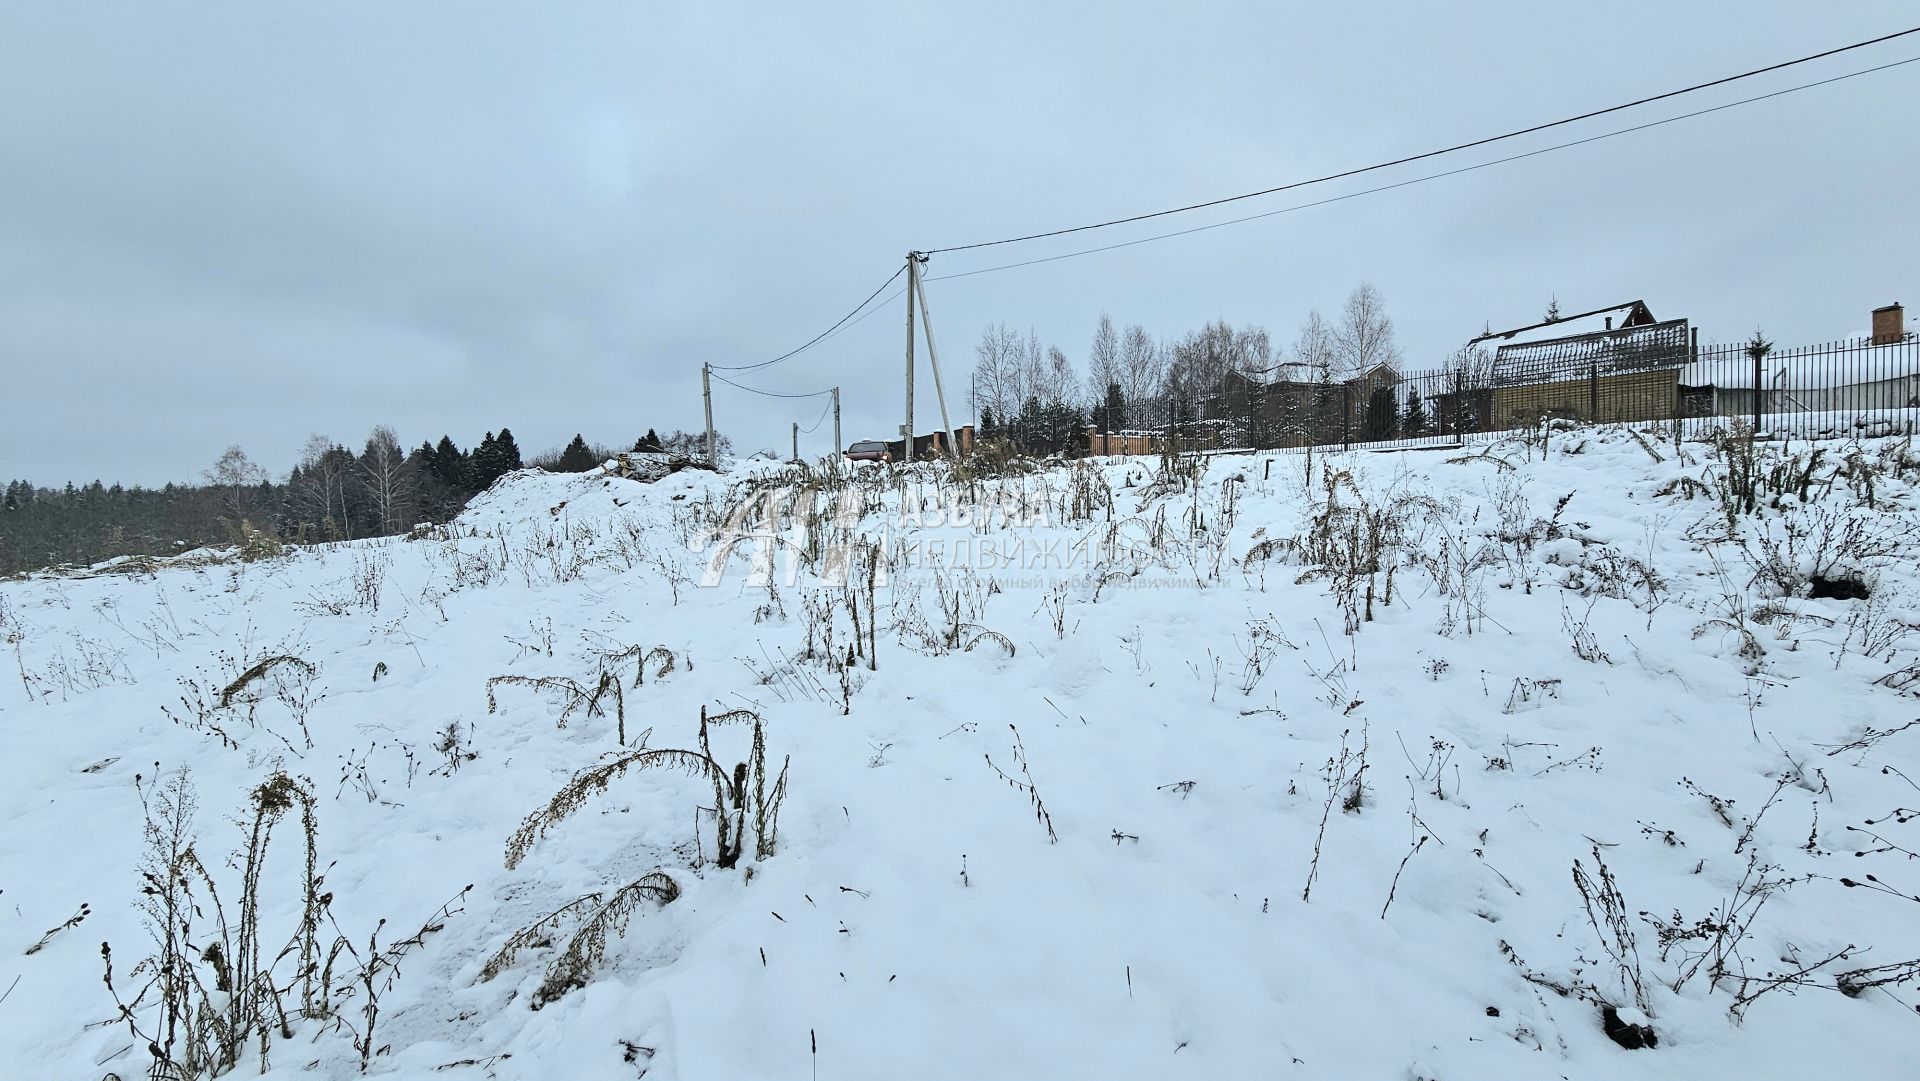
[[1751, 345, 1762, 435], [1683, 326, 1698, 447], [1588, 361, 1598, 422], [1780, 345, 1792, 445], [1341, 383, 1351, 450]]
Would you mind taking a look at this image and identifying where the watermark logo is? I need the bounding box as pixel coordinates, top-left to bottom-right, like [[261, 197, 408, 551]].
[[694, 482, 1168, 589], [695, 484, 869, 589]]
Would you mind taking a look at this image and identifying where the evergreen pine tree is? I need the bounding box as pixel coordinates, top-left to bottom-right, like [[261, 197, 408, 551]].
[[1016, 395, 1044, 453], [494, 428, 523, 473], [1363, 384, 1398, 441], [634, 428, 663, 453], [431, 436, 467, 489], [1093, 381, 1126, 433], [1246, 379, 1272, 450], [557, 434, 598, 472], [470, 432, 500, 489], [1061, 403, 1091, 457], [407, 443, 435, 479], [1401, 387, 1430, 435], [406, 443, 439, 517]]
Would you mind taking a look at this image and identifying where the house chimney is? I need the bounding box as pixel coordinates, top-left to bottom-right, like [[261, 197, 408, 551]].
[[1604, 316, 1613, 330], [1872, 303, 1904, 346]]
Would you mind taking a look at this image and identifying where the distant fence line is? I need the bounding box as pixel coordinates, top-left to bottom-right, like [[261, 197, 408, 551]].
[[1085, 333, 1920, 456]]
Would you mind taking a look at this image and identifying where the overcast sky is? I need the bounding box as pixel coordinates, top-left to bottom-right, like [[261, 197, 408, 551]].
[[2, 3, 1915, 486]]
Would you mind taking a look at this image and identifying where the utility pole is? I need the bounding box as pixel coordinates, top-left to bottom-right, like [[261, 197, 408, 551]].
[[909, 252, 960, 457], [831, 386, 841, 454], [792, 420, 799, 464], [701, 362, 716, 465], [903, 253, 918, 460]]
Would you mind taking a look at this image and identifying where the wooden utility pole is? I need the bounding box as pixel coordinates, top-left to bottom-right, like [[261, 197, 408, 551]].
[[792, 420, 799, 464], [701, 362, 716, 465], [910, 252, 960, 457], [831, 387, 841, 454], [903, 253, 918, 460]]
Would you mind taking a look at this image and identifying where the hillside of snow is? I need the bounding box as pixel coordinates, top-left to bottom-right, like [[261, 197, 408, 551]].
[[5, 426, 1920, 1080]]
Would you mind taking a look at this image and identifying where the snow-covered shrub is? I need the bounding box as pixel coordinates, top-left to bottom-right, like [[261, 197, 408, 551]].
[[504, 705, 788, 875], [589, 641, 682, 690], [349, 549, 387, 610], [430, 719, 477, 775], [1062, 460, 1112, 524], [1292, 466, 1442, 631], [1736, 503, 1914, 598], [161, 649, 323, 754], [487, 670, 628, 744], [1302, 724, 1370, 902], [236, 521, 284, 563], [489, 707, 788, 1007], [1572, 844, 1651, 1015], [486, 873, 682, 1011], [102, 769, 466, 1077], [1693, 554, 1770, 672], [983, 723, 1057, 844]]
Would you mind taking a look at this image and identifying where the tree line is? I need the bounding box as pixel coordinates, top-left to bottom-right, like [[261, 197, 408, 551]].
[[967, 282, 1473, 455], [0, 426, 728, 575]]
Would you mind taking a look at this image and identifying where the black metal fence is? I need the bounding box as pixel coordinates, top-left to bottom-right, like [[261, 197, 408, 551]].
[[1140, 332, 1920, 456], [1680, 336, 1920, 441]]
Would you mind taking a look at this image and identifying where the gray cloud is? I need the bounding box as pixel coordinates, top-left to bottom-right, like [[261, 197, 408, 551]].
[[3, 2, 1915, 484]]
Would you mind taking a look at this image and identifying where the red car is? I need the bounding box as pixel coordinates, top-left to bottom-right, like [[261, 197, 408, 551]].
[[843, 439, 892, 463]]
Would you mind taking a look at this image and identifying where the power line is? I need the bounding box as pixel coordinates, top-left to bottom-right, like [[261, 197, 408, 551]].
[[709, 370, 836, 399], [819, 286, 907, 342], [922, 25, 1920, 255], [925, 53, 1920, 283], [711, 264, 905, 372], [796, 396, 835, 434]]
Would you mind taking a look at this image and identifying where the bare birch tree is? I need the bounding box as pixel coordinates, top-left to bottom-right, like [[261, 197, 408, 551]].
[[1164, 320, 1270, 421], [203, 445, 267, 534], [359, 424, 412, 534], [1041, 345, 1078, 410], [1332, 282, 1401, 379], [1294, 310, 1337, 383], [970, 322, 1029, 424], [1087, 313, 1120, 407], [291, 434, 352, 540], [1444, 343, 1498, 433], [1019, 329, 1047, 409], [1120, 324, 1164, 425]]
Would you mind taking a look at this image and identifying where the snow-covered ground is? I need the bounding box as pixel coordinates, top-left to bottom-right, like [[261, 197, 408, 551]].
[[5, 427, 1920, 1080]]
